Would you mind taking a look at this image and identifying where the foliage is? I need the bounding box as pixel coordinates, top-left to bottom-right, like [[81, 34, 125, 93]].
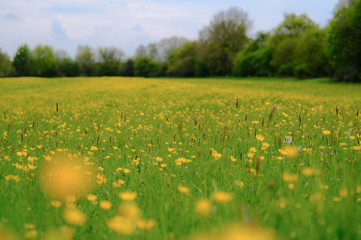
[[13, 44, 32, 76], [328, 0, 361, 82], [122, 59, 135, 77], [167, 42, 198, 77], [97, 47, 124, 76], [233, 33, 273, 76], [269, 13, 318, 76], [31, 44, 57, 77], [76, 45, 96, 76], [199, 7, 252, 76], [0, 49, 13, 77], [294, 28, 331, 78], [134, 56, 162, 77]]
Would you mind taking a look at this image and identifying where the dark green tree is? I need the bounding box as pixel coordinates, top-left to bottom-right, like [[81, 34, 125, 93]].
[[13, 44, 32, 76], [328, 0, 361, 82], [122, 59, 135, 77], [134, 56, 162, 78], [0, 49, 13, 77]]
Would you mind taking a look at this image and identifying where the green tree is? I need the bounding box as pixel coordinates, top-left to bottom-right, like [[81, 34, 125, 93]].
[[31, 44, 56, 77], [122, 59, 135, 77], [328, 0, 361, 82], [134, 56, 161, 78], [13, 44, 32, 76], [294, 28, 331, 78], [233, 33, 273, 76], [198, 7, 252, 76], [270, 13, 317, 76], [167, 41, 198, 77], [55, 50, 79, 77], [97, 47, 124, 76], [76, 45, 96, 76], [0, 49, 13, 77]]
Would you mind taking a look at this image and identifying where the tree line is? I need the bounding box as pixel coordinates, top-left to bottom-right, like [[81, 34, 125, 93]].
[[0, 0, 360, 82]]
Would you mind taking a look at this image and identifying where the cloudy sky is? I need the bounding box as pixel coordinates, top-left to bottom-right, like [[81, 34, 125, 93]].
[[0, 0, 339, 58]]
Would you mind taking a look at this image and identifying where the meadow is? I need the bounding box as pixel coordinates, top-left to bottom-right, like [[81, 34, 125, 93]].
[[0, 77, 360, 240]]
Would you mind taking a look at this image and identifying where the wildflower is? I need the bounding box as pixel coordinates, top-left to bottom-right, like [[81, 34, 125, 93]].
[[63, 208, 87, 226], [107, 216, 134, 235], [87, 194, 97, 202], [177, 185, 190, 194], [210, 148, 222, 159], [39, 154, 95, 199], [283, 173, 299, 183], [118, 202, 141, 220], [212, 191, 233, 203], [279, 145, 298, 158], [100, 200, 112, 210], [195, 198, 212, 216], [90, 146, 98, 151], [256, 134, 264, 142], [136, 219, 156, 231], [302, 167, 319, 177], [119, 191, 137, 201], [322, 130, 331, 135], [51, 200, 63, 208], [230, 156, 237, 162]]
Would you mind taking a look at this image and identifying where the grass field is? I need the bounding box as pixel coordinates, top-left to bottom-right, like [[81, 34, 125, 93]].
[[0, 77, 360, 240]]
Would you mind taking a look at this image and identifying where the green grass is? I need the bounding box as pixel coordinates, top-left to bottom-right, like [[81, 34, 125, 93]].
[[0, 77, 360, 240]]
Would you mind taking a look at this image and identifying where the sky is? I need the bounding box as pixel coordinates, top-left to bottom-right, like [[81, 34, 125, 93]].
[[0, 0, 339, 58]]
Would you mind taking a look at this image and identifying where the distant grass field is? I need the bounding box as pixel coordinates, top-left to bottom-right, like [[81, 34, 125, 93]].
[[0, 77, 360, 240]]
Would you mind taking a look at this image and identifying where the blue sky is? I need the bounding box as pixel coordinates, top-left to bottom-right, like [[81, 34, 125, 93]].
[[0, 0, 339, 58]]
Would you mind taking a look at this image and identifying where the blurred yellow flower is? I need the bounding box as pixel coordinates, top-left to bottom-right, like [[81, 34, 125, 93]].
[[178, 185, 190, 194], [195, 198, 212, 216], [63, 208, 87, 226], [100, 200, 112, 210], [107, 216, 134, 235], [212, 191, 233, 203], [39, 154, 95, 200], [119, 191, 137, 201], [136, 219, 156, 231]]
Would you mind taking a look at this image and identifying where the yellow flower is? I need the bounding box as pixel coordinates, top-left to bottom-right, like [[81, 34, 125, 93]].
[[212, 191, 233, 203], [195, 198, 212, 216], [39, 154, 95, 199], [230, 156, 237, 162], [136, 219, 156, 231], [279, 145, 298, 158], [50, 200, 63, 208], [256, 134, 264, 142], [63, 208, 87, 226], [155, 157, 163, 162], [117, 203, 141, 220], [302, 167, 319, 177], [90, 146, 98, 151], [107, 216, 134, 235], [87, 194, 97, 202], [119, 191, 137, 201], [282, 173, 299, 183], [99, 200, 112, 210], [177, 185, 190, 194], [322, 130, 331, 135], [25, 230, 38, 239]]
